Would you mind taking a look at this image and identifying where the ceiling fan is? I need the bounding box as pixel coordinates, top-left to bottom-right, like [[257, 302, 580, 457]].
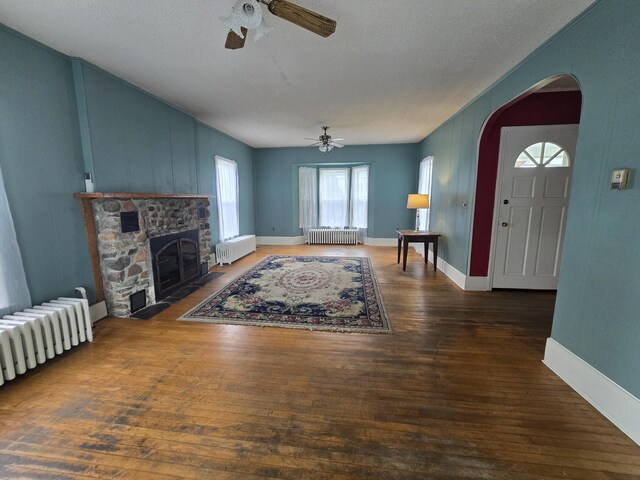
[[306, 126, 344, 153], [223, 0, 337, 50]]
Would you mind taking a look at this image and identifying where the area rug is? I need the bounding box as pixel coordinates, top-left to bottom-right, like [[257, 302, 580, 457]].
[[179, 255, 391, 333]]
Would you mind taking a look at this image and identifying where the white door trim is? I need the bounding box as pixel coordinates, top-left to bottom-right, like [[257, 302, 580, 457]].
[[488, 124, 579, 289]]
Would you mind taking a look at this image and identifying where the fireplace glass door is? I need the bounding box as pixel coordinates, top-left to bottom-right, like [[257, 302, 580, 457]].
[[181, 239, 199, 280], [151, 230, 201, 300], [157, 240, 181, 292]]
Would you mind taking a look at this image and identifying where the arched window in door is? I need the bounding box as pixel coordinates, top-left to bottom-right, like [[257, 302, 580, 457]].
[[515, 142, 570, 168]]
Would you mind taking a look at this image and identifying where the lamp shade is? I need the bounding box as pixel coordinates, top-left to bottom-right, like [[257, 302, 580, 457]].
[[407, 193, 429, 209]]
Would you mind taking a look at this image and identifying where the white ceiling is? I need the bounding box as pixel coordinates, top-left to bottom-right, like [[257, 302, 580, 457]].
[[0, 0, 594, 148]]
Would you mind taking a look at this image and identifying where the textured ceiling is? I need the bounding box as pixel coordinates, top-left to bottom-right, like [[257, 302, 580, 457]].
[[0, 0, 594, 148]]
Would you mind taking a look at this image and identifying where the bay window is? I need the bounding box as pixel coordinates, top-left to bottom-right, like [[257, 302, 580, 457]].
[[299, 165, 369, 229]]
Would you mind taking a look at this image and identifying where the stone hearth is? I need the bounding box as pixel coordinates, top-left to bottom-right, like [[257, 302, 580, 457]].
[[80, 194, 212, 317]]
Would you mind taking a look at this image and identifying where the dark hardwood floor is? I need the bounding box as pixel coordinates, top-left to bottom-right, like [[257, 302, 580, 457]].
[[1, 245, 638, 479]]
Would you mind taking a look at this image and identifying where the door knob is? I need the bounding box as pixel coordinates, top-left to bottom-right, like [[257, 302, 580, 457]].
[[501, 222, 508, 227], [503, 199, 509, 204]]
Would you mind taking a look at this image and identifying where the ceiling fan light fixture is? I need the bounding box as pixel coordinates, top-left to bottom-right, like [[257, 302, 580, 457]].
[[221, 0, 271, 41], [223, 0, 336, 49], [311, 126, 342, 154]]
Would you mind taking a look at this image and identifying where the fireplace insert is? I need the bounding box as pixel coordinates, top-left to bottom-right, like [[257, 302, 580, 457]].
[[150, 229, 201, 300]]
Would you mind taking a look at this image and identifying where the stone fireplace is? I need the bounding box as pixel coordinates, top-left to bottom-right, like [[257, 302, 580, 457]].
[[75, 193, 212, 317]]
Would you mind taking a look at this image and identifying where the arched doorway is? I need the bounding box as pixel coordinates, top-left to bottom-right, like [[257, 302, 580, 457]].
[[468, 75, 583, 289]]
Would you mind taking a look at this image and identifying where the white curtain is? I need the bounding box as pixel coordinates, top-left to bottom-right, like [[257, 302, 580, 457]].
[[0, 164, 31, 316], [418, 156, 433, 230], [299, 167, 318, 227], [350, 165, 369, 228], [319, 168, 349, 228], [215, 156, 239, 241], [298, 167, 318, 242]]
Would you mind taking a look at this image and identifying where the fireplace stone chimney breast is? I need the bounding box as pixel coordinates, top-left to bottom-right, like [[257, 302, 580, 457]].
[[90, 196, 212, 317]]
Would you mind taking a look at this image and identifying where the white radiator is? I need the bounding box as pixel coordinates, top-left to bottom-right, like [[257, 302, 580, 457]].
[[0, 297, 93, 386], [215, 235, 256, 265], [308, 228, 359, 245]]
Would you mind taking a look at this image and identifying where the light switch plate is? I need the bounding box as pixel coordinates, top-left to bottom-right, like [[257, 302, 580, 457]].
[[611, 169, 631, 189]]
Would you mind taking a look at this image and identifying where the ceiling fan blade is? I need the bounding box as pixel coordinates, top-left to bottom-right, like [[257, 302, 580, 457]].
[[267, 0, 336, 38], [304, 137, 320, 141], [331, 137, 344, 142], [308, 141, 322, 146], [330, 142, 344, 148], [225, 27, 248, 49]]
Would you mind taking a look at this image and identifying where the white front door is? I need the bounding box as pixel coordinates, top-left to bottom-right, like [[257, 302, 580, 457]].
[[492, 124, 578, 289]]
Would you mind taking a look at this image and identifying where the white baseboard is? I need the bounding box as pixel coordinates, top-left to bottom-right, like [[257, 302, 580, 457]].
[[434, 254, 466, 289], [413, 246, 490, 291], [413, 246, 467, 290], [543, 338, 640, 446], [464, 276, 491, 291], [413, 243, 426, 256], [256, 236, 305, 246], [364, 237, 397, 247], [89, 300, 108, 324]]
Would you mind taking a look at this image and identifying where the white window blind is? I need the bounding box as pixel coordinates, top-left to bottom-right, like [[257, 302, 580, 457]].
[[215, 156, 239, 241], [319, 168, 350, 228], [418, 156, 433, 230], [350, 165, 369, 228], [298, 167, 318, 228], [0, 163, 31, 316]]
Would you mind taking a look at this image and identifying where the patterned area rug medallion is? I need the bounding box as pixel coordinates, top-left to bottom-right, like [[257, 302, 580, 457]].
[[180, 255, 391, 333]]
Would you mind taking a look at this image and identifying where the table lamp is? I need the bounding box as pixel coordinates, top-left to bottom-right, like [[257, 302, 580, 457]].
[[407, 194, 429, 231]]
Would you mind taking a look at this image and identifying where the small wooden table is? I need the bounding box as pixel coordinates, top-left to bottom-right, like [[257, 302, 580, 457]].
[[396, 229, 441, 272]]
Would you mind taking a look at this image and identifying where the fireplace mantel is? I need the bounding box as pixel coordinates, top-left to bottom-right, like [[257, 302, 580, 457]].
[[74, 192, 213, 199]]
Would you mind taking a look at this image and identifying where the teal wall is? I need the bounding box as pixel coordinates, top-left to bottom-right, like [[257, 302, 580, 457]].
[[78, 61, 255, 242], [418, 110, 480, 271], [254, 144, 417, 238], [0, 27, 94, 304], [418, 0, 640, 397], [0, 26, 254, 305], [79, 61, 198, 193]]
